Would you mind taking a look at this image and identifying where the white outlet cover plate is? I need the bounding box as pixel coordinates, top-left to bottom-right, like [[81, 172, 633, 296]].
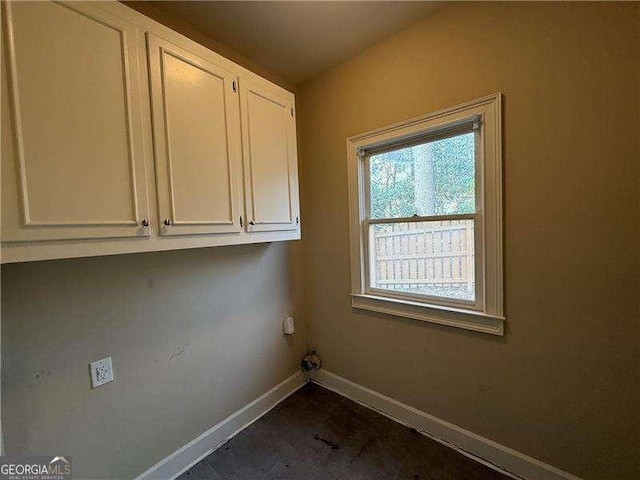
[[90, 357, 114, 388]]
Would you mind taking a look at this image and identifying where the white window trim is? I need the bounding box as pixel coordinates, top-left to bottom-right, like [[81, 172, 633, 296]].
[[347, 93, 505, 336]]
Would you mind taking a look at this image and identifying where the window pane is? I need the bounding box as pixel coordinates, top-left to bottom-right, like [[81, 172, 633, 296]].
[[369, 132, 475, 219], [369, 220, 475, 301]]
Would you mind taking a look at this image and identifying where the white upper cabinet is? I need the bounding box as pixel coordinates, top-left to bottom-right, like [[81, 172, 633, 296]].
[[147, 34, 242, 236], [240, 78, 299, 232], [1, 1, 150, 242], [0, 0, 300, 263]]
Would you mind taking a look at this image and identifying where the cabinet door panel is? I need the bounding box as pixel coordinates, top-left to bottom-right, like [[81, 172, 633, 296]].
[[240, 80, 299, 232], [147, 34, 241, 236], [1, 1, 150, 241]]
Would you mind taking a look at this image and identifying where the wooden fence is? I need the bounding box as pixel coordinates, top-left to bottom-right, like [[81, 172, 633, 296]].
[[371, 220, 474, 298]]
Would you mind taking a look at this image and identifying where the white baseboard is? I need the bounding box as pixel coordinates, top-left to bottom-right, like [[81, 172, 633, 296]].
[[310, 369, 584, 480], [134, 370, 307, 480]]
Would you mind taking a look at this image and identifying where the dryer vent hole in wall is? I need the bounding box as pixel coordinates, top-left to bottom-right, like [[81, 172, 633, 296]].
[[301, 350, 322, 371]]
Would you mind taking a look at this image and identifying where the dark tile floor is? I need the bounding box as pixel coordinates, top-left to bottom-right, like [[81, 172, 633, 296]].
[[178, 383, 512, 480]]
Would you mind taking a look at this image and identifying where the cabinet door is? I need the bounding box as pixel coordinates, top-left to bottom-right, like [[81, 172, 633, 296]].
[[1, 1, 150, 242], [147, 34, 242, 236], [239, 79, 300, 233]]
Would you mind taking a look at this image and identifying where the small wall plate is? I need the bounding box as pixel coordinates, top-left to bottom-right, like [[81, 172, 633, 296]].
[[89, 357, 114, 388]]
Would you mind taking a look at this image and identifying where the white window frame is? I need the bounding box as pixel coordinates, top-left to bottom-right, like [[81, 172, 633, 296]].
[[347, 93, 504, 335]]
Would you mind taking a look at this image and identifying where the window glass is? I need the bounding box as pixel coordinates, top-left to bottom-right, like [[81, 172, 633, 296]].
[[369, 220, 475, 301], [369, 132, 475, 219]]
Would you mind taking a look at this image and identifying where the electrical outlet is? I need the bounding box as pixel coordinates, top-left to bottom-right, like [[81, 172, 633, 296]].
[[89, 357, 114, 388]]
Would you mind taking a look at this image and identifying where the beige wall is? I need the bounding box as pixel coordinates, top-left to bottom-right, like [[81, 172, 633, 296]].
[[297, 3, 639, 480], [1, 245, 305, 479]]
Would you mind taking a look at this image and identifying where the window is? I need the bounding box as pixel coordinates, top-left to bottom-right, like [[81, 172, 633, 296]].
[[347, 94, 504, 335]]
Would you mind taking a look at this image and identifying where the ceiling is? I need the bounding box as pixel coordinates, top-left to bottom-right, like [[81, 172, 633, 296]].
[[149, 1, 447, 85]]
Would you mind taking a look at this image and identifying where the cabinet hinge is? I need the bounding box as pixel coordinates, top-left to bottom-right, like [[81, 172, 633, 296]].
[[296, 216, 299, 224], [290, 107, 294, 117], [232, 80, 237, 93], [239, 215, 243, 227]]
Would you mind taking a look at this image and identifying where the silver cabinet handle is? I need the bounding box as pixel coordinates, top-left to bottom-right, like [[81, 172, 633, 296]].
[[164, 219, 172, 226], [141, 219, 150, 227]]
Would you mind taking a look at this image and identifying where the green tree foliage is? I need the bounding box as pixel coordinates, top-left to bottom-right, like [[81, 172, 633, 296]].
[[369, 146, 415, 219], [370, 132, 475, 219]]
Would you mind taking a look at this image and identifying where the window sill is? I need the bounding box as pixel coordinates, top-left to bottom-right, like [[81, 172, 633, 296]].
[[351, 293, 505, 336]]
